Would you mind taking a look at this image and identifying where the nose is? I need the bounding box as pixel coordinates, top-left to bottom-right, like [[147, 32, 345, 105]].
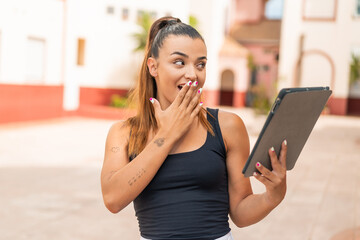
[[184, 66, 197, 81]]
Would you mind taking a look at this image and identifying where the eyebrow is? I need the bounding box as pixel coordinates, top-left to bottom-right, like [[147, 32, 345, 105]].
[[171, 51, 207, 60]]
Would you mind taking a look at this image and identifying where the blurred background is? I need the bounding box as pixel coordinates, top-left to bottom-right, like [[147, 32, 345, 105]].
[[0, 0, 359, 239]]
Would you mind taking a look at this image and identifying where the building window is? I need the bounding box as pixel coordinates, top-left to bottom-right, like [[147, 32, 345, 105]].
[[137, 10, 145, 23], [122, 8, 129, 20], [106, 6, 115, 15], [77, 38, 86, 66], [26, 37, 45, 83], [303, 0, 337, 21]]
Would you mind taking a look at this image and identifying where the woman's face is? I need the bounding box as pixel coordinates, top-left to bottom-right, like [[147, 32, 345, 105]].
[[148, 35, 207, 109]]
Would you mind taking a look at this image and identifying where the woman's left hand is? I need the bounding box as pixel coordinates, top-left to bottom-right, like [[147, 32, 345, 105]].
[[253, 140, 287, 207]]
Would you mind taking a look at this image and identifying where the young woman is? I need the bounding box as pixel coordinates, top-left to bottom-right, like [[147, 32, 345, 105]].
[[101, 16, 287, 240]]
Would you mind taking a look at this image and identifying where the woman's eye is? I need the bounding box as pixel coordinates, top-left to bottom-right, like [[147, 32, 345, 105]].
[[197, 62, 206, 69], [174, 60, 184, 66]]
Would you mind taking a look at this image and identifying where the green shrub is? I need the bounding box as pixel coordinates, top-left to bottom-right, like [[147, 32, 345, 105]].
[[250, 85, 272, 115], [110, 94, 128, 108], [350, 53, 360, 85]]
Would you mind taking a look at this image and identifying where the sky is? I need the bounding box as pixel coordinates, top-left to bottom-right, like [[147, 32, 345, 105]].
[[265, 0, 284, 19]]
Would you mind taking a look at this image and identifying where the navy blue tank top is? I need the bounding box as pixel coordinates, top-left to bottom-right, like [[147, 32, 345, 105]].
[[133, 108, 230, 240]]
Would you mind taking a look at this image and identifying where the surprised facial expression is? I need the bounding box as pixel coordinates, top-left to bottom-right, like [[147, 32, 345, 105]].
[[147, 35, 207, 110]]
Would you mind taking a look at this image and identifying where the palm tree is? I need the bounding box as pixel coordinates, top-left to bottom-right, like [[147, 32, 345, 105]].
[[132, 14, 200, 52], [189, 15, 198, 29], [132, 12, 153, 52]]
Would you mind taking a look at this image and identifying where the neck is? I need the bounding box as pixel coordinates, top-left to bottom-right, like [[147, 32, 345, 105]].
[[156, 94, 171, 110]]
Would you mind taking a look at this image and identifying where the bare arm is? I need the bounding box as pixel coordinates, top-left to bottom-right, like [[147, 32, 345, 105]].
[[219, 111, 287, 227], [101, 122, 178, 213], [101, 81, 202, 213]]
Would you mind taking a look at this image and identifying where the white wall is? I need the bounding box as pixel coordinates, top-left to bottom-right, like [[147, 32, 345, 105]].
[[279, 0, 360, 98], [278, 0, 302, 90], [0, 0, 229, 110], [0, 0, 63, 85], [66, 0, 190, 90], [62, 0, 192, 110]]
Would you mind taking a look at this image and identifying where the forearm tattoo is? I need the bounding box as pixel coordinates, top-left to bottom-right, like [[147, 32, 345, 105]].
[[154, 138, 165, 147], [110, 146, 120, 153], [128, 168, 146, 186]]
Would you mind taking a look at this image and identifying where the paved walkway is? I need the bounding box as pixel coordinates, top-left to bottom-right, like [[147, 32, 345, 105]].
[[0, 108, 359, 240]]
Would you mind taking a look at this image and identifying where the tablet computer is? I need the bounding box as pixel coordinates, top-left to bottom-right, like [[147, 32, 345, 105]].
[[242, 86, 332, 177]]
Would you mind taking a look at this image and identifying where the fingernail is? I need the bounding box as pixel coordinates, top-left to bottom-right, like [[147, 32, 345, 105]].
[[284, 140, 287, 146], [187, 81, 192, 86], [253, 172, 258, 176], [271, 147, 275, 152], [199, 102, 203, 106], [194, 81, 198, 86], [149, 98, 154, 104], [256, 162, 261, 167], [198, 88, 203, 94]]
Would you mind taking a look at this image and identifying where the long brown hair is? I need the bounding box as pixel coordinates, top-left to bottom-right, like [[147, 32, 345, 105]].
[[126, 16, 214, 158]]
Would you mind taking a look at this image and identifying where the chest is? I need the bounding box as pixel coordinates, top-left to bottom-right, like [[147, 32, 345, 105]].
[[146, 146, 228, 191], [148, 121, 207, 155]]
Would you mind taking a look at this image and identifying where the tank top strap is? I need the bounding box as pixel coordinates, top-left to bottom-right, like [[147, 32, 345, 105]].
[[205, 108, 227, 159]]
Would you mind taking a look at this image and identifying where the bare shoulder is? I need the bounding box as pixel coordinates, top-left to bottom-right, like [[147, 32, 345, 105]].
[[218, 110, 247, 132], [107, 120, 130, 140], [104, 120, 131, 160], [218, 109, 249, 153]]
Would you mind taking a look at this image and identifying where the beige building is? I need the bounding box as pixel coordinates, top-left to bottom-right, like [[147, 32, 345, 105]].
[[0, 0, 230, 123], [0, 0, 288, 123], [278, 0, 360, 115]]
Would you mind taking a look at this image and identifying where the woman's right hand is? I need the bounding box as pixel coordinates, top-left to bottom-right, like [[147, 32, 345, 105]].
[[150, 80, 202, 141]]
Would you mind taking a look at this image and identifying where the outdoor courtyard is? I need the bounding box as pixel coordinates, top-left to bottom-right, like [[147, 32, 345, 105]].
[[0, 107, 359, 240]]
